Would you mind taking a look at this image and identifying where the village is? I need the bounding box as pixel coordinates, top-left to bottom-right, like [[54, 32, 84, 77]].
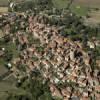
[[0, 0, 100, 100]]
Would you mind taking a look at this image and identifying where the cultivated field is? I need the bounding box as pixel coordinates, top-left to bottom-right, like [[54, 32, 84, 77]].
[[0, 0, 8, 7], [74, 0, 100, 8], [53, 0, 100, 24], [85, 11, 100, 25], [53, 0, 89, 15], [0, 7, 8, 13], [0, 81, 27, 100], [53, 0, 100, 8], [0, 30, 4, 38], [0, 0, 8, 13]]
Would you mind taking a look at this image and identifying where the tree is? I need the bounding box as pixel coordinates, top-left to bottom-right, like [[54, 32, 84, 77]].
[[67, 0, 74, 10], [4, 49, 13, 61]]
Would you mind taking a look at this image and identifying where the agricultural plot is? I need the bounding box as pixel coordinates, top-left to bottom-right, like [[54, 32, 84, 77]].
[[0, 0, 8, 7], [85, 11, 100, 25], [53, 0, 89, 16], [0, 92, 9, 100], [0, 0, 8, 13], [0, 65, 8, 75], [0, 81, 16, 91], [0, 30, 4, 38], [0, 39, 19, 57], [0, 81, 27, 100], [71, 0, 100, 16], [53, 0, 100, 24], [74, 0, 100, 8], [53, 0, 69, 9], [0, 7, 8, 13], [70, 5, 89, 16]]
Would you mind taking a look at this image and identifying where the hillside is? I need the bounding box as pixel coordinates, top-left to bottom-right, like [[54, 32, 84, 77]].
[[0, 0, 100, 100]]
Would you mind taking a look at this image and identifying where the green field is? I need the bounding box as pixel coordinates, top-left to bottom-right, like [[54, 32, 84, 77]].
[[53, 0, 100, 16], [0, 0, 100, 15], [53, 0, 89, 16], [0, 65, 8, 75], [70, 5, 89, 16], [53, 0, 69, 9]]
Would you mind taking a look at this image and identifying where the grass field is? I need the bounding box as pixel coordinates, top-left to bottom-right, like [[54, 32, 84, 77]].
[[74, 0, 100, 8], [0, 81, 28, 100], [53, 0, 89, 16], [53, 0, 100, 8], [0, 30, 7, 75], [0, 41, 19, 68], [0, 0, 8, 7], [0, 65, 8, 75], [0, 7, 8, 13], [0, 30, 4, 38], [53, 0, 69, 9], [0, 0, 8, 13], [70, 5, 89, 16], [52, 0, 100, 24], [53, 0, 100, 16]]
